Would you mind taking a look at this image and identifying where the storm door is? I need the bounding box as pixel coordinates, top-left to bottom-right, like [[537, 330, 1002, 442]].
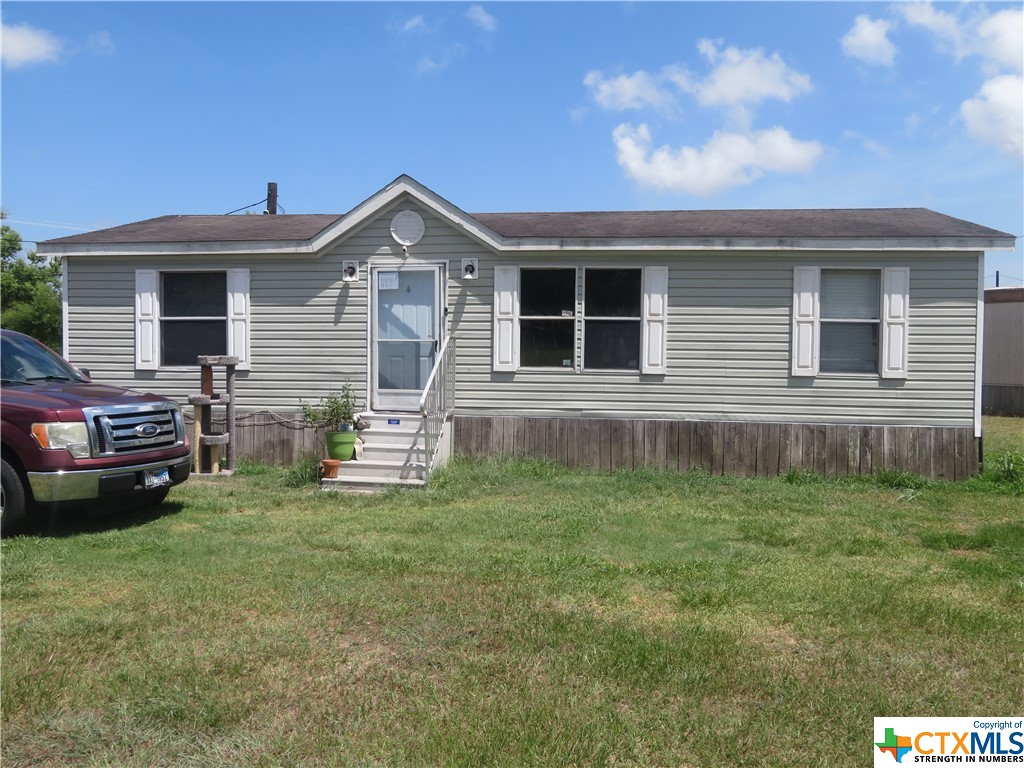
[[371, 264, 444, 411]]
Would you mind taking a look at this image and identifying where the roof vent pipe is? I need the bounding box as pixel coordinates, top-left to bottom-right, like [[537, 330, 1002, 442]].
[[266, 182, 278, 215]]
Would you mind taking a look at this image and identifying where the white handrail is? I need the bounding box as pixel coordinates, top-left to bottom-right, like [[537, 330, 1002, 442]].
[[419, 337, 455, 474], [418, 336, 451, 414]]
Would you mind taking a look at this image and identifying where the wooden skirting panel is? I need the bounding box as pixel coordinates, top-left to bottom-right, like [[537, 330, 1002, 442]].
[[982, 385, 1024, 417], [453, 416, 980, 480], [186, 412, 322, 467]]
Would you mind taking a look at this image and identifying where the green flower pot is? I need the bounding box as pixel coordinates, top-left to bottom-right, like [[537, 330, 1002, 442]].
[[325, 430, 357, 461]]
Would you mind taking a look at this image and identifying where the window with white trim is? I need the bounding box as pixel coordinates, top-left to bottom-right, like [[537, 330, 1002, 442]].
[[161, 272, 228, 366], [493, 265, 667, 374], [520, 268, 575, 368], [584, 268, 641, 370], [820, 269, 880, 374], [791, 266, 909, 379], [135, 268, 250, 370]]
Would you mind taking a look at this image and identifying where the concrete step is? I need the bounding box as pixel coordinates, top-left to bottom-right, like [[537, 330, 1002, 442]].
[[321, 475, 426, 493], [329, 459, 427, 482], [359, 427, 424, 447], [361, 413, 424, 431], [361, 444, 427, 464], [326, 412, 431, 492]]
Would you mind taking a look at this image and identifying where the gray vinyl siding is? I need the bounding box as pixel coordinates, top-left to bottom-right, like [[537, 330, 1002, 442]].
[[64, 197, 982, 428], [66, 254, 371, 410], [450, 250, 980, 427], [983, 299, 1024, 386]]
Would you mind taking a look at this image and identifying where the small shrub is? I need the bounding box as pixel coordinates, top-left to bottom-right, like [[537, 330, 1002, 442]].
[[873, 469, 928, 490], [282, 454, 321, 487], [233, 457, 273, 476], [784, 468, 823, 486], [985, 450, 1024, 483], [300, 383, 358, 431]]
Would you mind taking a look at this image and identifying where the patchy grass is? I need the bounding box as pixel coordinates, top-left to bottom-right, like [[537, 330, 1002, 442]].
[[984, 415, 1024, 455], [2, 419, 1022, 767]]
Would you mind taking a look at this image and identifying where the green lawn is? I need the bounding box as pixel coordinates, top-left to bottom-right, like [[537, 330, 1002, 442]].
[[2, 419, 1022, 767]]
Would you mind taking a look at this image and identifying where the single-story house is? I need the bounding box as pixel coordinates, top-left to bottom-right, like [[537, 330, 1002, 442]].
[[39, 175, 1016, 484], [982, 287, 1024, 417]]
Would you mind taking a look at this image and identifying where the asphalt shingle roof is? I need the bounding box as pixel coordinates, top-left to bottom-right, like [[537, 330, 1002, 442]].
[[42, 214, 342, 245], [471, 208, 1012, 240], [41, 208, 1013, 246]]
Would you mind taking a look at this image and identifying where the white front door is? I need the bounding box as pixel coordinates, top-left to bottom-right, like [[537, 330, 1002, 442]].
[[371, 264, 444, 411]]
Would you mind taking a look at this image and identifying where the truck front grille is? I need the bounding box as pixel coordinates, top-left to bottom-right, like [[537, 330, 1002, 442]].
[[82, 402, 186, 457]]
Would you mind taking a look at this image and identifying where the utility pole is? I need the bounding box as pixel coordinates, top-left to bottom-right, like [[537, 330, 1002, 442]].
[[267, 182, 278, 215], [995, 270, 1000, 287]]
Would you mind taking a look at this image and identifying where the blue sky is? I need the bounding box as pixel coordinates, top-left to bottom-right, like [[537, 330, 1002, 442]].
[[2, 1, 1021, 285]]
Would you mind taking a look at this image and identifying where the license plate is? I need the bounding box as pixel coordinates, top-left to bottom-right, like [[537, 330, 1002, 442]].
[[144, 468, 171, 489]]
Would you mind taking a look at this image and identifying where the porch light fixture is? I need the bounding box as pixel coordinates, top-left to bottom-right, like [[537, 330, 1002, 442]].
[[461, 258, 478, 280], [342, 261, 359, 283]]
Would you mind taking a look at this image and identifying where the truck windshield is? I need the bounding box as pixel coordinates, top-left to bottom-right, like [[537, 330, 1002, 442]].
[[0, 334, 88, 385]]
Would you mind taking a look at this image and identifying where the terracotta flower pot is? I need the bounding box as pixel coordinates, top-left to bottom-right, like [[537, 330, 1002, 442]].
[[320, 459, 341, 479]]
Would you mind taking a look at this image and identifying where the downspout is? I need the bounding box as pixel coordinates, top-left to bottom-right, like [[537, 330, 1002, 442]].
[[975, 252, 985, 471]]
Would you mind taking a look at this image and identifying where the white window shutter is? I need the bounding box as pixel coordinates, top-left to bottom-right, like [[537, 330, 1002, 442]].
[[226, 268, 250, 369], [493, 265, 519, 372], [641, 266, 669, 374], [791, 266, 820, 376], [135, 269, 158, 370], [881, 266, 910, 379]]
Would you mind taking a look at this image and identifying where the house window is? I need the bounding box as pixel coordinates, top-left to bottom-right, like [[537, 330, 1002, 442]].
[[161, 272, 228, 366], [492, 265, 668, 375], [520, 268, 576, 367], [791, 266, 909, 379], [135, 268, 250, 370], [819, 270, 880, 374], [584, 268, 641, 370]]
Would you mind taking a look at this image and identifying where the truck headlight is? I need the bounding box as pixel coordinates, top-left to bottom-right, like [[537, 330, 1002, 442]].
[[31, 422, 92, 459]]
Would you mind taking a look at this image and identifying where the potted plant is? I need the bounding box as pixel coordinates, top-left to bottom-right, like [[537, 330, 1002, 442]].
[[301, 383, 359, 461]]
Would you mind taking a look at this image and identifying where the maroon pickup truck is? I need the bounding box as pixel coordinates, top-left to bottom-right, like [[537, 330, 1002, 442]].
[[1, 330, 192, 533]]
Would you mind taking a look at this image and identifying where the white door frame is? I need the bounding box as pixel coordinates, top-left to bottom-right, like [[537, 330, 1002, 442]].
[[369, 262, 446, 412]]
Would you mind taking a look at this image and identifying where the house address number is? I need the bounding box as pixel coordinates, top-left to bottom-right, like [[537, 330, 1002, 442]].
[[378, 272, 399, 290]]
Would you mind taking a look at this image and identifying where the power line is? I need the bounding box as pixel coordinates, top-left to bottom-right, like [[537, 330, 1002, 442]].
[[223, 198, 268, 217], [5, 217, 94, 231]]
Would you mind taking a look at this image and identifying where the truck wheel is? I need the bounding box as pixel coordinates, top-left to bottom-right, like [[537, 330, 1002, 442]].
[[1, 459, 28, 535]]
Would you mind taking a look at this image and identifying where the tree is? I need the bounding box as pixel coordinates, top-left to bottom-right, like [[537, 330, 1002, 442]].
[[1, 212, 63, 352]]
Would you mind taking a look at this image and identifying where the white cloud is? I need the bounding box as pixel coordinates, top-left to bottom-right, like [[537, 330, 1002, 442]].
[[583, 69, 675, 112], [612, 122, 823, 196], [401, 15, 426, 34], [898, 2, 969, 60], [87, 31, 115, 57], [841, 15, 896, 67], [417, 43, 467, 75], [904, 113, 921, 137], [687, 39, 813, 109], [842, 129, 891, 158], [865, 4, 1022, 157], [585, 40, 811, 120], [1, 22, 62, 69], [960, 74, 1024, 159], [418, 55, 442, 74], [897, 2, 1022, 72], [588, 40, 818, 194], [975, 9, 1023, 74], [466, 5, 497, 33]]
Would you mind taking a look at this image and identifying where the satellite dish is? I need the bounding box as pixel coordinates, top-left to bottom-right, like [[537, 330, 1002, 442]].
[[390, 210, 425, 247]]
